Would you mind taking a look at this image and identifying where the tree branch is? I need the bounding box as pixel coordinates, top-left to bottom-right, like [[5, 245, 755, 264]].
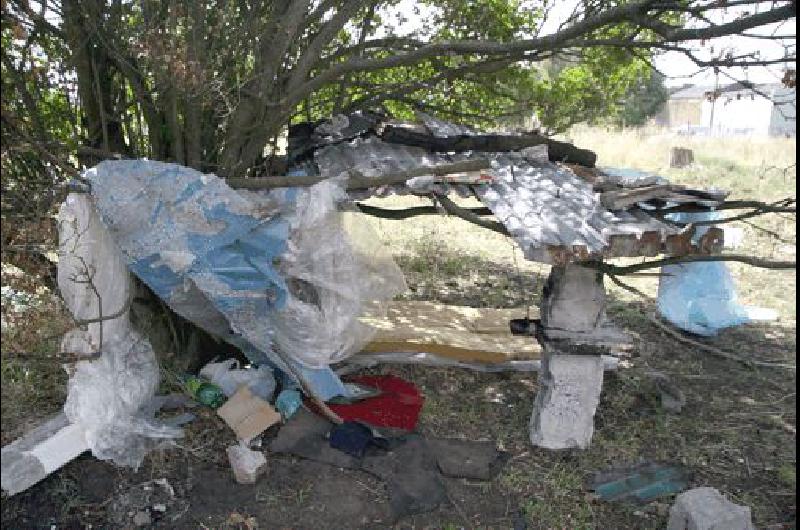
[[432, 192, 509, 235], [226, 158, 491, 190], [356, 202, 494, 219], [597, 254, 796, 275]]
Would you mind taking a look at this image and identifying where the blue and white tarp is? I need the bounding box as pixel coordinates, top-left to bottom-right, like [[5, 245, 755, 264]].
[[86, 160, 406, 400], [88, 160, 291, 369]]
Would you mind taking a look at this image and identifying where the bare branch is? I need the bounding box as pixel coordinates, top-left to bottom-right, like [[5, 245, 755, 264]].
[[597, 254, 796, 275], [432, 193, 509, 236], [356, 202, 494, 219]]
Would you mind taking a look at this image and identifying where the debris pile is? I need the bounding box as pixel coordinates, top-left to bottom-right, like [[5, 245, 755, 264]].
[[0, 110, 765, 524]]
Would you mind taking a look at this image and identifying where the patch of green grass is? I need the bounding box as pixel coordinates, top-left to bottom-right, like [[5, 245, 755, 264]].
[[399, 234, 484, 278], [523, 496, 594, 530], [776, 464, 796, 488]]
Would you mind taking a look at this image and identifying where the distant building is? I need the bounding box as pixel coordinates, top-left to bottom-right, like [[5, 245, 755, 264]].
[[655, 83, 796, 137]]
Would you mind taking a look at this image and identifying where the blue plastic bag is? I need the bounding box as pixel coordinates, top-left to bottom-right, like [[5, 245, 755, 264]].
[[656, 211, 772, 336]]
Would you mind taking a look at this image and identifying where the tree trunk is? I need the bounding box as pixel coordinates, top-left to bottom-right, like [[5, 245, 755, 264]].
[[62, 0, 129, 164]]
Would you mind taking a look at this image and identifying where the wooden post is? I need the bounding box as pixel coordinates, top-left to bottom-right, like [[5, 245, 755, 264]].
[[669, 147, 694, 168]]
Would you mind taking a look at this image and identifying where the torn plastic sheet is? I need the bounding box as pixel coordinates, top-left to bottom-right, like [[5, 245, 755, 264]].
[[86, 161, 405, 399], [87, 160, 292, 371], [266, 179, 407, 369], [657, 211, 777, 336], [83, 162, 284, 395], [58, 193, 182, 468]]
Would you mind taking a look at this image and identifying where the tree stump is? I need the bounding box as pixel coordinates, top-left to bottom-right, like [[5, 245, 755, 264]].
[[669, 147, 694, 168]]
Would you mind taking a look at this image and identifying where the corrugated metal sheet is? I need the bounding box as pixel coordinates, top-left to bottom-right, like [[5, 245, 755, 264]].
[[417, 111, 480, 137], [313, 137, 722, 264], [314, 137, 475, 199]]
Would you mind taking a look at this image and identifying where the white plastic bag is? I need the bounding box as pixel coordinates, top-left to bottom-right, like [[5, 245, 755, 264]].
[[657, 211, 776, 336], [199, 359, 276, 401]]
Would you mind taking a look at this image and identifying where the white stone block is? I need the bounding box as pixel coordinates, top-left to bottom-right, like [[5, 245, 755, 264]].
[[227, 444, 268, 484]]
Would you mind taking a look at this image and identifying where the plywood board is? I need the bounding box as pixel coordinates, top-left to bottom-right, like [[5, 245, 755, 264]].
[[360, 301, 541, 363]]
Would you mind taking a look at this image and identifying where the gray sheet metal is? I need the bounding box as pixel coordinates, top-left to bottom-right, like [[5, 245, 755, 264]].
[[313, 137, 689, 264]]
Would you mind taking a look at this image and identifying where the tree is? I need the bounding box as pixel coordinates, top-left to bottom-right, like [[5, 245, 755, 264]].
[[1, 0, 796, 181], [615, 69, 669, 127]]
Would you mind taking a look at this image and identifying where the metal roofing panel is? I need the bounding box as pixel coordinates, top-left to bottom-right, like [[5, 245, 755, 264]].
[[313, 137, 706, 264]]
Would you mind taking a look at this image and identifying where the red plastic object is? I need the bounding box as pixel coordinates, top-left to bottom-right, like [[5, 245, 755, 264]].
[[313, 375, 424, 431]]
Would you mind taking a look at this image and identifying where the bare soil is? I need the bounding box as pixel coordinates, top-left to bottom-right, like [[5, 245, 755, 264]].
[[2, 257, 796, 530]]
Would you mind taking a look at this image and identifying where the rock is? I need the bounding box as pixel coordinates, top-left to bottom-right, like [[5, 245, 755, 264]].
[[647, 371, 686, 413], [667, 487, 755, 530], [227, 444, 268, 484], [133, 510, 152, 526]]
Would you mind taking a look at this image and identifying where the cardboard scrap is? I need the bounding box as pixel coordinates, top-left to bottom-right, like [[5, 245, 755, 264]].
[[217, 386, 281, 442]]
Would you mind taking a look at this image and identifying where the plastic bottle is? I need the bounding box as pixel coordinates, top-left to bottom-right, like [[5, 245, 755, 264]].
[[183, 375, 227, 408]]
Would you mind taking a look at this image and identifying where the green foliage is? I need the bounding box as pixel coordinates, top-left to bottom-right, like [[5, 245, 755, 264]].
[[1, 19, 77, 216], [615, 70, 669, 127], [2, 0, 757, 179]]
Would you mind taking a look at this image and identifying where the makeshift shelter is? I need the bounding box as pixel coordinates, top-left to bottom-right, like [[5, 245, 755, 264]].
[[2, 110, 733, 496]]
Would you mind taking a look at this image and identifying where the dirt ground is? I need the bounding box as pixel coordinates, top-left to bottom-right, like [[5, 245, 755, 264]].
[[1, 130, 796, 529], [2, 255, 796, 529]]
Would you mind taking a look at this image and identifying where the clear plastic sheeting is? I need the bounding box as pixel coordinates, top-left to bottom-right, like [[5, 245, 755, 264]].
[[657, 211, 777, 336], [58, 193, 181, 468], [267, 180, 407, 368], [78, 161, 404, 399], [63, 328, 181, 467]]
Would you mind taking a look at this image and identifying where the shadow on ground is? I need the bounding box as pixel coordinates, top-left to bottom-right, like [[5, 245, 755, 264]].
[[1, 253, 796, 530]]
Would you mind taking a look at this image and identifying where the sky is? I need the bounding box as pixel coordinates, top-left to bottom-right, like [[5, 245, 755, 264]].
[[391, 0, 796, 88], [533, 1, 797, 87]]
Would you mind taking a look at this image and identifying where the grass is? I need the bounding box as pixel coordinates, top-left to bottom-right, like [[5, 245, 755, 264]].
[[1, 126, 795, 529]]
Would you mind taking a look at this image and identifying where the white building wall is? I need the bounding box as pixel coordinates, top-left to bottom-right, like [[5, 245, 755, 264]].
[[769, 90, 797, 137], [701, 92, 774, 136]]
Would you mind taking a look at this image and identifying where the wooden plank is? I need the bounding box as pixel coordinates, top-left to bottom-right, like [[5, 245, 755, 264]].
[[360, 301, 541, 363]]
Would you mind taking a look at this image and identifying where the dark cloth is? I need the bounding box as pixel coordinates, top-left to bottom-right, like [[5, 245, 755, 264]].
[[328, 421, 388, 458], [271, 410, 508, 522]]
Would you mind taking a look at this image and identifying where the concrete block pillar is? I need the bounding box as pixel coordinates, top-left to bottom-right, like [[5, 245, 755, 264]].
[[540, 263, 607, 333], [529, 352, 604, 449], [530, 262, 618, 450]]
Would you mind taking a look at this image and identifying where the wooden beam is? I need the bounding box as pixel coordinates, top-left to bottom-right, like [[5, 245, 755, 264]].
[[225, 159, 492, 190]]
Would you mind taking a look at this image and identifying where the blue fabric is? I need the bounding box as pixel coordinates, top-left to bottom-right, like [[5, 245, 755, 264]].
[[329, 422, 387, 458]]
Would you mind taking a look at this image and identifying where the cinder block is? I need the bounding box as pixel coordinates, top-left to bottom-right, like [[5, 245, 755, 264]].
[[529, 354, 604, 449]]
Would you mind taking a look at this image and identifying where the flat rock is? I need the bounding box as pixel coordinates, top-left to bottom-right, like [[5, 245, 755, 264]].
[[667, 487, 755, 530]]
